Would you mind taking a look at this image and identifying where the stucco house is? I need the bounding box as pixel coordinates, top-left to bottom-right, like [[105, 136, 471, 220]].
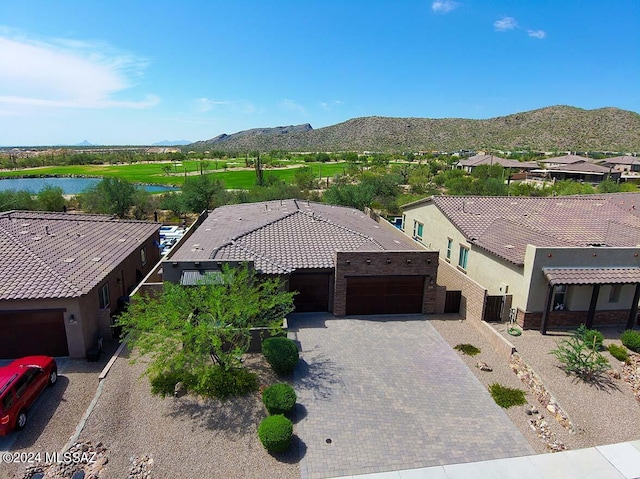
[[0, 211, 160, 358], [163, 200, 441, 316], [456, 155, 538, 173], [401, 193, 640, 332]]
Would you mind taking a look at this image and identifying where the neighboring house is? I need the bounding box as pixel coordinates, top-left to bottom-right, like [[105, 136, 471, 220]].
[[163, 200, 441, 316], [401, 193, 640, 332], [538, 154, 595, 168], [456, 155, 538, 173], [529, 161, 621, 184], [602, 156, 640, 174], [0, 211, 160, 359]]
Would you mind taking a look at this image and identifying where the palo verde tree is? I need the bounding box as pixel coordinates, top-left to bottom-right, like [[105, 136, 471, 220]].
[[117, 264, 296, 397]]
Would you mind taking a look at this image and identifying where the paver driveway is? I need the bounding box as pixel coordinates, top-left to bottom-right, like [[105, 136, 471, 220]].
[[288, 313, 534, 479]]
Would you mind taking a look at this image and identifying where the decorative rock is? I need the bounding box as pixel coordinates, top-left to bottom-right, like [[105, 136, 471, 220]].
[[608, 369, 621, 380], [174, 381, 186, 398], [476, 361, 493, 372]]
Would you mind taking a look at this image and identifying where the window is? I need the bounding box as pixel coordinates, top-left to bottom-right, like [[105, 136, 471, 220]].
[[401, 214, 406, 232], [553, 284, 567, 310], [99, 283, 110, 309], [413, 220, 424, 241], [446, 238, 453, 262], [140, 247, 147, 266], [609, 284, 622, 303], [458, 245, 469, 270]]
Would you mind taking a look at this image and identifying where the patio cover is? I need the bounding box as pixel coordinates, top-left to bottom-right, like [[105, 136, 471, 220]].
[[542, 267, 640, 286]]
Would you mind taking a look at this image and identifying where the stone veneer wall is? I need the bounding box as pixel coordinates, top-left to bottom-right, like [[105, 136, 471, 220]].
[[516, 308, 635, 329], [333, 250, 439, 316], [436, 258, 487, 322]]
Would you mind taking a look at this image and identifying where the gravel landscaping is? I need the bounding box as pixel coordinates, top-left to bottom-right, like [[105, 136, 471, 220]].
[[2, 341, 120, 479], [431, 317, 640, 454], [77, 349, 300, 479]]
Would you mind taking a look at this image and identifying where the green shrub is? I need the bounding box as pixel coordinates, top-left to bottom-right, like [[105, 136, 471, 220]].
[[454, 343, 481, 356], [150, 370, 196, 398], [580, 326, 604, 351], [550, 327, 610, 381], [262, 337, 299, 374], [258, 415, 293, 453], [489, 383, 527, 408], [192, 366, 258, 400], [608, 343, 630, 363], [621, 330, 640, 353], [262, 383, 297, 415]]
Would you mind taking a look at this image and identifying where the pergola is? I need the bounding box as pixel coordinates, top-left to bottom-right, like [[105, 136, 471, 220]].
[[540, 267, 640, 334]]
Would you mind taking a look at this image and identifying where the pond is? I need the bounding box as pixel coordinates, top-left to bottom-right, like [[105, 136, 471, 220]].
[[0, 177, 178, 194]]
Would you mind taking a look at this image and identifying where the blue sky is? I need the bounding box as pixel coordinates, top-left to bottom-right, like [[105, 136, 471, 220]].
[[0, 1, 638, 146]]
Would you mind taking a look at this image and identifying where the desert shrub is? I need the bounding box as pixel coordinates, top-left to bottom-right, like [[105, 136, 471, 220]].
[[262, 383, 297, 415], [577, 325, 604, 351], [192, 366, 258, 400], [150, 370, 196, 398], [621, 330, 640, 353], [262, 337, 299, 374], [258, 415, 293, 453], [489, 383, 527, 408], [608, 343, 630, 363], [550, 327, 610, 381], [454, 343, 481, 356]]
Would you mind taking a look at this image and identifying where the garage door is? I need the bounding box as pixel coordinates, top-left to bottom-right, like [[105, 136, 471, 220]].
[[289, 273, 331, 312], [346, 276, 424, 315], [0, 310, 69, 359]]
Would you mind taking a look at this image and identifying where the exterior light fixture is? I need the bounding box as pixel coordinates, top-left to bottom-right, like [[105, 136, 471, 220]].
[[68, 314, 77, 325]]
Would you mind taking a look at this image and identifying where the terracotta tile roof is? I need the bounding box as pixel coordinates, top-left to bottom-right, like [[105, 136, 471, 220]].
[[407, 193, 640, 265], [603, 156, 640, 166], [533, 162, 614, 174], [543, 267, 640, 286], [171, 200, 420, 274], [457, 155, 538, 170], [0, 211, 159, 300], [540, 154, 594, 165]]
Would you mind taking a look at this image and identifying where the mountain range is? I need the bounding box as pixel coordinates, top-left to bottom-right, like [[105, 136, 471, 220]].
[[190, 106, 640, 153]]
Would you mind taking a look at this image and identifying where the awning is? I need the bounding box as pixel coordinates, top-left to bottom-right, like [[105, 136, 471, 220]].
[[542, 267, 640, 286], [180, 270, 225, 286]]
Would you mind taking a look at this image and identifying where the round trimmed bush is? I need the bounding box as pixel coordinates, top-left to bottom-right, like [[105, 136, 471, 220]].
[[621, 330, 640, 353], [258, 414, 293, 453], [262, 337, 299, 374], [262, 383, 296, 415], [583, 328, 604, 350]]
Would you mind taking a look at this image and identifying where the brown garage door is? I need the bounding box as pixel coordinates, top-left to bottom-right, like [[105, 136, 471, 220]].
[[0, 310, 68, 359], [289, 273, 331, 312], [346, 276, 424, 315]]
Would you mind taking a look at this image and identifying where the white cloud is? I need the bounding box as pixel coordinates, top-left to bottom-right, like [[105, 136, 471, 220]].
[[0, 31, 156, 110], [320, 100, 344, 111], [494, 16, 518, 31], [194, 98, 257, 114], [528, 29, 546, 39], [279, 98, 307, 115], [431, 0, 458, 14]]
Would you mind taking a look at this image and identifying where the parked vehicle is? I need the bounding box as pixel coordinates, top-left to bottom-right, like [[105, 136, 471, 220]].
[[0, 356, 57, 435]]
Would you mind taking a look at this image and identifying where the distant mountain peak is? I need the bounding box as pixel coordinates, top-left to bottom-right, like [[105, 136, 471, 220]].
[[75, 140, 93, 146], [187, 107, 640, 152]]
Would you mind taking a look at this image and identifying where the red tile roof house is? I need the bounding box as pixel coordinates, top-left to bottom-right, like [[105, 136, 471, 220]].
[[0, 211, 160, 359], [401, 193, 640, 333], [161, 200, 441, 317], [530, 159, 622, 185]]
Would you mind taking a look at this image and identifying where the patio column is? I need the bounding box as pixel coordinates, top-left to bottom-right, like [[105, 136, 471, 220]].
[[627, 283, 640, 330], [586, 284, 600, 329], [540, 283, 555, 335]]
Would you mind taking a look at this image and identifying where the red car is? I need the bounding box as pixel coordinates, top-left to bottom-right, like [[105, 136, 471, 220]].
[[0, 356, 57, 436]]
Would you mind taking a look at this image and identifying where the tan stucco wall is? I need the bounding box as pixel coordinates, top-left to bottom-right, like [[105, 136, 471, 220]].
[[403, 202, 529, 311]]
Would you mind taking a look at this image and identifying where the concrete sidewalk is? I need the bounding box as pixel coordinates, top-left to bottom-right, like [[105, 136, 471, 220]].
[[331, 440, 640, 479]]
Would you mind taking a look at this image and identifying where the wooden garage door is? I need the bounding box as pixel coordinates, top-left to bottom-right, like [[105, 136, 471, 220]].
[[289, 273, 331, 312], [346, 276, 424, 315], [0, 310, 68, 359]]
